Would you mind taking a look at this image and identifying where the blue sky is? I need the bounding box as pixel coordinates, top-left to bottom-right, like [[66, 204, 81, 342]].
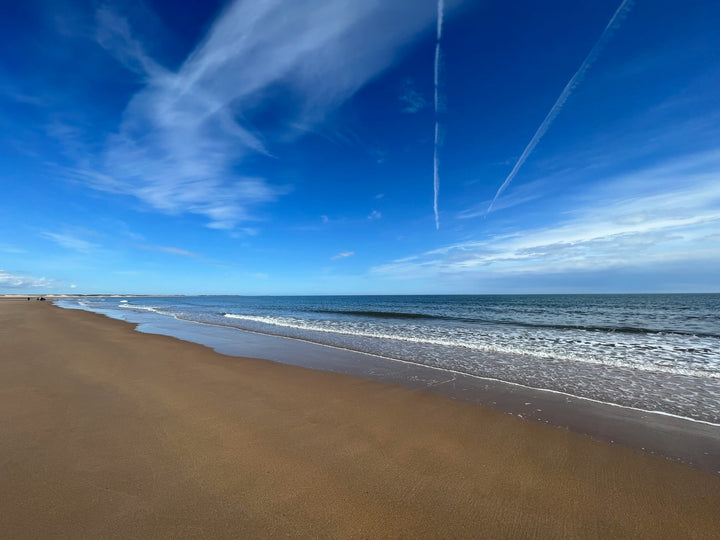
[[2, 0, 719, 294]]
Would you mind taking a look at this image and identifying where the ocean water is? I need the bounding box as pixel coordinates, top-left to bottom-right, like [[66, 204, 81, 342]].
[[57, 294, 720, 424]]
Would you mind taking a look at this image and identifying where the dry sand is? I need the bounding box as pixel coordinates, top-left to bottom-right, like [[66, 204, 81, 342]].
[[1, 298, 719, 538]]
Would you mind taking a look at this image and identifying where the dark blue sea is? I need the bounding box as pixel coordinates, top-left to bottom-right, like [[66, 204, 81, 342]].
[[57, 294, 720, 424]]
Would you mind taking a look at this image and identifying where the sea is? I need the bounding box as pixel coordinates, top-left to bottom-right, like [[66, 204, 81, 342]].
[[56, 294, 720, 425]]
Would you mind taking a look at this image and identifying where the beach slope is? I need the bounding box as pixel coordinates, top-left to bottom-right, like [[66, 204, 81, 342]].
[[1, 299, 719, 537]]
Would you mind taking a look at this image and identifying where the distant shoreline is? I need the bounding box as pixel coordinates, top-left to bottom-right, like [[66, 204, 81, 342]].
[[3, 292, 719, 298]]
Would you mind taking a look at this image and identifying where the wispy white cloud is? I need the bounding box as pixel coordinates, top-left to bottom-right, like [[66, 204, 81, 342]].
[[78, 0, 451, 229], [375, 152, 720, 280], [0, 270, 58, 289], [140, 245, 200, 257], [95, 6, 162, 77], [0, 84, 47, 107], [488, 0, 634, 213], [232, 227, 259, 237], [399, 79, 427, 113], [367, 210, 382, 220], [0, 244, 27, 254], [459, 178, 549, 219], [41, 232, 99, 253], [331, 251, 355, 260]]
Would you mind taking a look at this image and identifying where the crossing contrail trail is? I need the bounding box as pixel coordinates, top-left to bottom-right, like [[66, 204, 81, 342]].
[[487, 0, 634, 213], [433, 0, 444, 229]]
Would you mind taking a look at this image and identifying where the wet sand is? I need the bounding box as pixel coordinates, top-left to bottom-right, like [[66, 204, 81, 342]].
[[1, 298, 719, 537]]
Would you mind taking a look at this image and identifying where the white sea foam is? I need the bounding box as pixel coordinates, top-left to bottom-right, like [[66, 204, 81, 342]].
[[222, 313, 719, 380], [118, 303, 165, 315]]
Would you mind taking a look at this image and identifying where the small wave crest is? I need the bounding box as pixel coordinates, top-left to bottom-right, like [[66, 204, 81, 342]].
[[312, 309, 435, 320], [221, 314, 719, 379], [303, 310, 720, 338], [118, 303, 164, 315]]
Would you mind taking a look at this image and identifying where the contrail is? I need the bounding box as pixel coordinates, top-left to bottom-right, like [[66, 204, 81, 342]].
[[433, 0, 444, 230], [434, 0, 444, 110], [487, 0, 634, 213]]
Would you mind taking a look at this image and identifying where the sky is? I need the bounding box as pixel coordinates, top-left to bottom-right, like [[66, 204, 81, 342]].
[[1, 0, 719, 295]]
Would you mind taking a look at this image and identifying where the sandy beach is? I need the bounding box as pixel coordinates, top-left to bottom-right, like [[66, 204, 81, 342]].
[[1, 299, 719, 538]]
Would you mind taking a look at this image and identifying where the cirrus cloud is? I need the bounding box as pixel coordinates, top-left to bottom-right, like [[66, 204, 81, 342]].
[[69, 0, 461, 230], [374, 151, 720, 284], [0, 270, 58, 290], [331, 251, 355, 260]]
